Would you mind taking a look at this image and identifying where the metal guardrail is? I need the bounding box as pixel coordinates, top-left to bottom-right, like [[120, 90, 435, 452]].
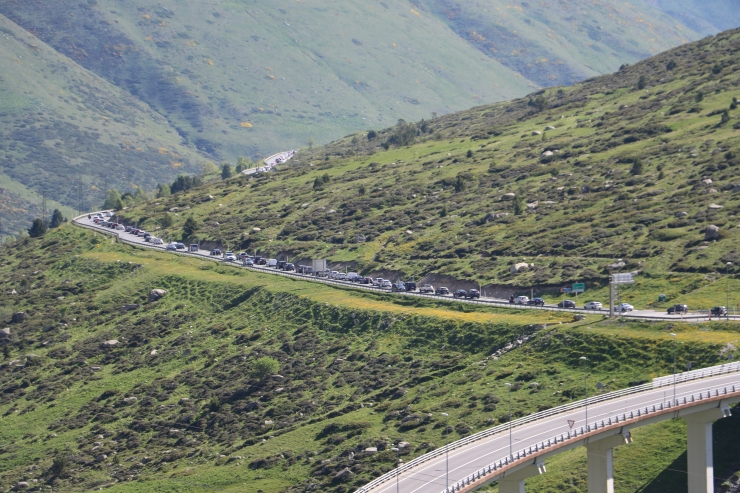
[[439, 382, 740, 493], [354, 361, 740, 493], [72, 215, 739, 323]]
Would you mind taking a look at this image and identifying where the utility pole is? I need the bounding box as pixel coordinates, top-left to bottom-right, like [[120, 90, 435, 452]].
[[42, 192, 47, 226]]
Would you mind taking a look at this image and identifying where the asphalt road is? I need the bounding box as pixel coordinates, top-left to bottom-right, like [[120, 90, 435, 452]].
[[75, 215, 739, 322], [362, 370, 740, 493]]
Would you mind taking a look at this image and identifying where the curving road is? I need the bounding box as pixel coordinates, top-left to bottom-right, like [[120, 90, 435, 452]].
[[74, 214, 739, 322], [358, 364, 740, 493]]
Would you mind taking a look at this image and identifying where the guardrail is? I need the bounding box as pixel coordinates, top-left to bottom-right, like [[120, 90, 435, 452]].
[[439, 382, 740, 493], [72, 215, 739, 323], [352, 361, 740, 493]]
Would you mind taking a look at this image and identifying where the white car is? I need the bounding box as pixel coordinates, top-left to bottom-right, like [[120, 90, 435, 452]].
[[337, 273, 347, 281], [514, 296, 530, 304], [615, 303, 634, 312], [381, 280, 392, 288], [224, 252, 237, 261], [419, 284, 435, 294], [151, 238, 164, 245], [584, 301, 603, 310]]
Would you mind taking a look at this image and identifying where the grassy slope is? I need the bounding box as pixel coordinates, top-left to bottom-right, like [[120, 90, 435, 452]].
[[123, 26, 740, 312], [0, 226, 738, 493], [0, 15, 204, 238]]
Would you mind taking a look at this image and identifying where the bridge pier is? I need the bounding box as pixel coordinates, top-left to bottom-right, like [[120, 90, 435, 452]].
[[497, 459, 546, 493], [685, 407, 730, 493], [586, 434, 631, 493]]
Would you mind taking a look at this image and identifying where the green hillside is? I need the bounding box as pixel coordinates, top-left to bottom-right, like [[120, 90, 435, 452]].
[[0, 15, 204, 240], [0, 226, 738, 493], [122, 26, 740, 311]]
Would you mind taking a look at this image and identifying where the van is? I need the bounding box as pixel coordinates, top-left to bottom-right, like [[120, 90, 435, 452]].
[[267, 259, 278, 268], [404, 282, 417, 292], [347, 272, 359, 281], [190, 244, 199, 252]]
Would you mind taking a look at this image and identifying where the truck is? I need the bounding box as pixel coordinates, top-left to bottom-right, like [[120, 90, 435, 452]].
[[312, 259, 328, 274]]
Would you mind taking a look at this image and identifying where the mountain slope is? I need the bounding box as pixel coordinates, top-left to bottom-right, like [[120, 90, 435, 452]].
[[0, 15, 204, 239], [122, 26, 740, 310], [653, 0, 740, 35]]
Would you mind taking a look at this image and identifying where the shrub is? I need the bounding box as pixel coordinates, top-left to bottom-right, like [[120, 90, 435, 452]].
[[28, 218, 47, 238], [252, 356, 279, 380]]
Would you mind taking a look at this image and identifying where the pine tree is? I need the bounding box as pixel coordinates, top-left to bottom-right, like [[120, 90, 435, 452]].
[[28, 218, 47, 238], [182, 216, 198, 240], [49, 209, 65, 228], [513, 194, 525, 215], [221, 163, 233, 180]]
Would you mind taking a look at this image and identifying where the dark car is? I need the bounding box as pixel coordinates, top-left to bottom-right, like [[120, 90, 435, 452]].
[[284, 263, 295, 271], [467, 289, 480, 299], [257, 258, 267, 265], [528, 297, 545, 306], [405, 282, 417, 292], [361, 277, 373, 284], [557, 300, 576, 308], [277, 260, 287, 269], [436, 287, 450, 295], [711, 306, 728, 316], [668, 304, 689, 314], [210, 249, 222, 256], [454, 289, 467, 298]]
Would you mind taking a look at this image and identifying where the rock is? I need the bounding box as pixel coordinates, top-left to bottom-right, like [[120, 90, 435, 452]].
[[122, 304, 140, 312], [301, 203, 309, 208], [95, 454, 108, 462], [348, 452, 355, 460], [148, 289, 167, 302], [707, 188, 718, 194], [7, 289, 17, 295], [327, 209, 336, 214], [702, 178, 713, 185], [271, 374, 284, 380], [529, 382, 539, 388], [364, 447, 378, 453], [90, 366, 101, 371], [574, 314, 586, 321], [527, 201, 538, 209], [732, 185, 740, 193], [122, 397, 138, 405], [100, 340, 119, 349], [207, 195, 215, 200], [252, 227, 262, 232], [405, 230, 413, 235], [545, 126, 556, 131], [708, 204, 724, 209], [334, 468, 355, 482], [705, 225, 720, 241], [15, 482, 30, 489], [531, 131, 542, 136], [510, 263, 529, 274], [542, 150, 554, 157], [169, 207, 179, 212], [484, 212, 509, 223], [675, 211, 688, 217], [11, 312, 26, 323], [398, 441, 410, 448], [501, 193, 516, 201], [0, 327, 9, 339], [264, 420, 274, 425], [150, 349, 158, 355]]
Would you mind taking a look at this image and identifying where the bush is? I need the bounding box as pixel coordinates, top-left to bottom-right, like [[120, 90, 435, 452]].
[[252, 356, 279, 380], [28, 218, 47, 238]]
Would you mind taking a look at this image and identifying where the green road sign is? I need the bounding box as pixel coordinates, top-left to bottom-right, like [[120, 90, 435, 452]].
[[572, 283, 585, 293]]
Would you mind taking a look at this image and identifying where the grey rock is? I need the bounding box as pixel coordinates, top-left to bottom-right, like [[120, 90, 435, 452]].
[[0, 327, 10, 339], [15, 482, 30, 489], [100, 340, 119, 349], [95, 454, 108, 462], [531, 131, 542, 136], [148, 289, 168, 302], [484, 212, 509, 223], [364, 447, 378, 453], [675, 211, 688, 217], [705, 225, 720, 241], [122, 397, 138, 405], [501, 193, 516, 201], [545, 126, 556, 131], [574, 314, 586, 321], [334, 468, 355, 482], [122, 304, 140, 312]]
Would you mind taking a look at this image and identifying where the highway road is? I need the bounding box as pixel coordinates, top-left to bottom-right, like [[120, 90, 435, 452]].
[[359, 366, 740, 493], [74, 214, 740, 322]]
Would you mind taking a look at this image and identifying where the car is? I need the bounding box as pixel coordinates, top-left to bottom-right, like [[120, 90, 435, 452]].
[[190, 244, 199, 252], [380, 280, 392, 288], [467, 289, 480, 299], [404, 281, 417, 292], [615, 302, 634, 312], [514, 296, 530, 304], [711, 306, 727, 316], [558, 300, 576, 308], [528, 297, 545, 306], [277, 260, 287, 269], [392, 281, 406, 292], [347, 272, 360, 281], [150, 238, 164, 245], [257, 258, 267, 265], [373, 278, 384, 286], [174, 243, 186, 250], [584, 301, 603, 310], [237, 252, 248, 259], [284, 263, 295, 271], [165, 243, 177, 250], [668, 304, 688, 314], [267, 259, 278, 267], [210, 249, 222, 256], [361, 277, 373, 284], [454, 289, 467, 298], [419, 284, 435, 294], [436, 287, 450, 295], [243, 258, 254, 266], [116, 225, 125, 231], [224, 252, 237, 261]]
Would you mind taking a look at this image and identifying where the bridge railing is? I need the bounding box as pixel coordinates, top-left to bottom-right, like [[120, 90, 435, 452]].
[[352, 362, 740, 493]]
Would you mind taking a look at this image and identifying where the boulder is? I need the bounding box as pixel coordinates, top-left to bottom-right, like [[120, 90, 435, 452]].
[[7, 289, 17, 295], [705, 225, 720, 241], [542, 150, 554, 157], [501, 193, 516, 201], [0, 327, 9, 339], [252, 227, 261, 232], [15, 482, 30, 489], [484, 212, 509, 223], [702, 178, 713, 185], [531, 131, 542, 136], [122, 304, 140, 312], [334, 468, 355, 482], [95, 454, 107, 462], [122, 397, 138, 406], [675, 211, 688, 217], [11, 312, 26, 324], [545, 126, 556, 131], [148, 289, 167, 302], [100, 340, 119, 349], [708, 204, 724, 209], [364, 447, 378, 453], [707, 188, 718, 194], [510, 263, 530, 274], [527, 201, 538, 210]]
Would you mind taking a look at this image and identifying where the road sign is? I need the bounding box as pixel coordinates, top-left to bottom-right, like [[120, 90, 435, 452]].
[[572, 283, 585, 293], [567, 420, 575, 429], [611, 273, 635, 284], [560, 287, 572, 293]]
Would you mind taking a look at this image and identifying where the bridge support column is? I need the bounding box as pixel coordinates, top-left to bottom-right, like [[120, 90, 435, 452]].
[[498, 459, 546, 493], [586, 434, 630, 493], [685, 407, 730, 493]]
